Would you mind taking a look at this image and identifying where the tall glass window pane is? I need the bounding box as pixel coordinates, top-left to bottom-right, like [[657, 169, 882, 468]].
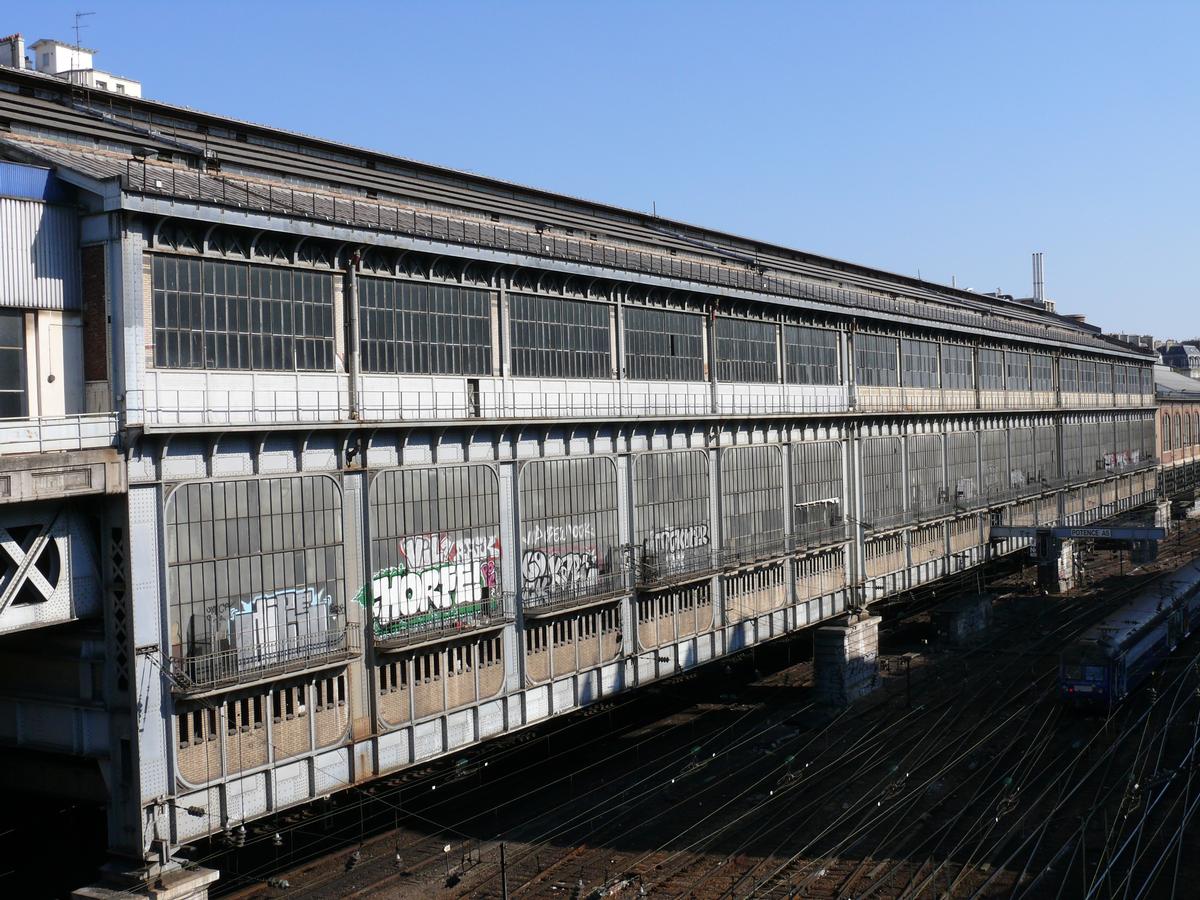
[[360, 277, 491, 376], [365, 465, 501, 636], [624, 307, 704, 381], [854, 334, 899, 387], [0, 310, 26, 418], [510, 294, 611, 379], [715, 318, 778, 383], [784, 326, 839, 385], [901, 339, 940, 389], [942, 344, 974, 391], [978, 349, 1005, 390]]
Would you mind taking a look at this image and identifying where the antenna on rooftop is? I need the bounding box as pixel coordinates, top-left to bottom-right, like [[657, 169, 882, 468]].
[[73, 11, 94, 70]]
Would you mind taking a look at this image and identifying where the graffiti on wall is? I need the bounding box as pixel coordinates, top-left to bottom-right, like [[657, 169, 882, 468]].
[[521, 548, 598, 596], [229, 586, 335, 666], [642, 523, 710, 569], [357, 533, 501, 636], [1104, 449, 1140, 471]]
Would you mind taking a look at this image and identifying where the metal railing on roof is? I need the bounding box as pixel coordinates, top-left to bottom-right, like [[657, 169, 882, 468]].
[[120, 161, 1139, 356]]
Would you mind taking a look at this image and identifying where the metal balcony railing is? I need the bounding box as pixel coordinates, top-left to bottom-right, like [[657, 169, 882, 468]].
[[720, 535, 792, 568], [634, 546, 721, 587], [520, 570, 630, 616], [373, 593, 512, 648], [0, 412, 120, 454], [127, 382, 1154, 430], [167, 627, 360, 694]]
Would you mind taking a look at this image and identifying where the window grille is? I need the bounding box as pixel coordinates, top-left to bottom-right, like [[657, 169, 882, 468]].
[[634, 451, 711, 574], [854, 334, 899, 387], [624, 307, 704, 381], [1006, 351, 1031, 391], [1009, 427, 1036, 489], [1060, 358, 1080, 393], [978, 349, 1005, 390], [1080, 360, 1096, 394], [980, 430, 1008, 496], [907, 434, 945, 514], [366, 464, 502, 635], [715, 318, 778, 383], [0, 311, 26, 418], [151, 255, 334, 371], [721, 446, 785, 552], [510, 293, 611, 379], [941, 344, 974, 391], [784, 325, 839, 385], [861, 437, 904, 524], [519, 457, 620, 600], [901, 339, 939, 389], [165, 476, 344, 670], [946, 433, 979, 504], [791, 441, 844, 543], [1031, 354, 1054, 391], [359, 277, 491, 375], [1035, 425, 1058, 483]]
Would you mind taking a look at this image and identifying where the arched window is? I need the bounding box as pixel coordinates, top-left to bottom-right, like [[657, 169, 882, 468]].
[[1164, 413, 1173, 451], [1176, 414, 1184, 451]]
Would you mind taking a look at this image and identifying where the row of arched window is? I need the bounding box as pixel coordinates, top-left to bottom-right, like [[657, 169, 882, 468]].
[[1162, 409, 1200, 453]]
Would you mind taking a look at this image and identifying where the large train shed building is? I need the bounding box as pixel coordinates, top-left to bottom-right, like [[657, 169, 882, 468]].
[[0, 60, 1159, 885]]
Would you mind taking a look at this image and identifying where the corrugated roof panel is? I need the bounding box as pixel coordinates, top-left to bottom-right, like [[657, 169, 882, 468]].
[[0, 160, 73, 202], [0, 197, 80, 310]]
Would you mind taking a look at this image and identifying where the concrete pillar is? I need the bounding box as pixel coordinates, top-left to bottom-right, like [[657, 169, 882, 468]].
[[813, 614, 880, 706], [1155, 497, 1173, 533], [1037, 538, 1075, 594], [73, 864, 220, 900], [932, 594, 994, 646]]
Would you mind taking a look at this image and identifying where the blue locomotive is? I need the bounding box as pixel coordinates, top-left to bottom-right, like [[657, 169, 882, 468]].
[[1060, 558, 1200, 706]]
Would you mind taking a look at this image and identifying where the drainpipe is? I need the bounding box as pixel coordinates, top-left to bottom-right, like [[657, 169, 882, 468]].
[[707, 301, 719, 416], [346, 252, 361, 420]]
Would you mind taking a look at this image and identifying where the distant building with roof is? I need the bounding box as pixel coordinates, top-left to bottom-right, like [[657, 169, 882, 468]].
[[1156, 364, 1200, 497], [1160, 343, 1200, 378]]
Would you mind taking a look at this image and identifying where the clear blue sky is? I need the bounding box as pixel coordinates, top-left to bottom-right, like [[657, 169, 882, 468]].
[[17, 1, 1199, 337]]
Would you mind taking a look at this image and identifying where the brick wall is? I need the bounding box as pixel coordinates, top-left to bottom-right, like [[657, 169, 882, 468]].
[[80, 244, 107, 382]]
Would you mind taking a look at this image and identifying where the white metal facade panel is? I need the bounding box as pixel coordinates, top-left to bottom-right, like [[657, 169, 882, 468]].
[[226, 773, 268, 821], [478, 700, 505, 738], [577, 669, 599, 705], [0, 198, 79, 310], [377, 728, 411, 772], [272, 760, 309, 808], [412, 720, 443, 760], [313, 749, 349, 795], [551, 677, 575, 712], [174, 788, 222, 841], [446, 710, 474, 749], [600, 662, 624, 695], [525, 686, 549, 721]]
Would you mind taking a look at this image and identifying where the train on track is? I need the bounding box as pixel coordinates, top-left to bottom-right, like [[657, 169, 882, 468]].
[[1060, 557, 1200, 706]]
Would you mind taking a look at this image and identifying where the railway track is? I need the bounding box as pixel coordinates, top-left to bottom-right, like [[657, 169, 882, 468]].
[[210, 521, 1200, 899]]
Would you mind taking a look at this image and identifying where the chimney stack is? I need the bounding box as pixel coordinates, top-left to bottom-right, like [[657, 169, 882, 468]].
[[1032, 252, 1045, 305], [0, 33, 24, 69]]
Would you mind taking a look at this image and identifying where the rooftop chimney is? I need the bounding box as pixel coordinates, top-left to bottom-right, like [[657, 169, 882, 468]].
[[1032, 252, 1044, 305], [0, 33, 24, 69]]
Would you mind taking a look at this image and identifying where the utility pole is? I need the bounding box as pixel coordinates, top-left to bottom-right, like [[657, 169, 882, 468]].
[[500, 842, 509, 900]]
